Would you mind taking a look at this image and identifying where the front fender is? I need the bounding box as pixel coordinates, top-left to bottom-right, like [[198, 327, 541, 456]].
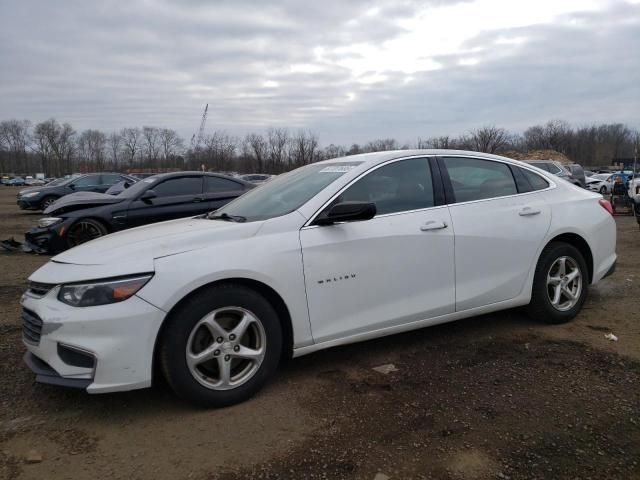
[[137, 231, 313, 348]]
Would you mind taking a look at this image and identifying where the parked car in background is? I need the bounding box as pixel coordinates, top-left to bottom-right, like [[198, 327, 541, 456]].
[[25, 178, 46, 186], [26, 172, 254, 253], [16, 173, 137, 211], [522, 160, 582, 186], [584, 170, 595, 178], [6, 176, 26, 186], [22, 150, 616, 407], [586, 173, 619, 194], [565, 164, 586, 187], [237, 174, 273, 185], [105, 177, 139, 195]]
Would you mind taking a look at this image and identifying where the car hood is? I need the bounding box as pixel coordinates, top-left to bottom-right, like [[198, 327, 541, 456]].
[[44, 191, 123, 214], [34, 217, 263, 281]]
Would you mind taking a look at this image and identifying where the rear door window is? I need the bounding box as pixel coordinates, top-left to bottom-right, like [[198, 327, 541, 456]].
[[101, 174, 125, 186], [443, 157, 517, 203], [72, 175, 101, 187], [153, 177, 203, 197], [205, 176, 244, 192]]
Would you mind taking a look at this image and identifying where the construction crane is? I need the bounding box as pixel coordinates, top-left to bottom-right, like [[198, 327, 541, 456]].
[[190, 104, 208, 149]]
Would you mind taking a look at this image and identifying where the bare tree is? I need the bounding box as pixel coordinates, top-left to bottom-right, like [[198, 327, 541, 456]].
[[289, 130, 319, 167], [202, 131, 238, 171], [107, 132, 123, 169], [321, 144, 346, 160], [0, 119, 30, 173], [243, 133, 268, 172], [159, 128, 184, 164], [418, 135, 455, 149], [465, 126, 509, 154], [120, 127, 142, 168], [142, 126, 162, 168], [77, 129, 107, 171], [363, 138, 398, 152], [267, 128, 289, 173]]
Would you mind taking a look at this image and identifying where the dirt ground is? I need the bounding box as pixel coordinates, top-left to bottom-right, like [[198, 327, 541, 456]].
[[0, 186, 638, 480]]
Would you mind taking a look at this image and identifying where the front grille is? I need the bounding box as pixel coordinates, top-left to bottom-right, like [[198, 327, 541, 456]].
[[22, 308, 43, 345], [27, 281, 55, 298]]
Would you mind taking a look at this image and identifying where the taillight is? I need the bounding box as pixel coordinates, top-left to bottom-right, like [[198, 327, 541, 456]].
[[599, 198, 613, 215]]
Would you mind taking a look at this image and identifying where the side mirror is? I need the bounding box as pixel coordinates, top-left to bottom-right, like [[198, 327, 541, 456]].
[[68, 183, 76, 189], [314, 201, 376, 226], [140, 190, 157, 201]]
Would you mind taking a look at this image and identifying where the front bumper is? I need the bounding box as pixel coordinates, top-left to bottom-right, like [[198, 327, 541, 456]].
[[17, 197, 42, 210], [21, 287, 165, 393], [25, 222, 72, 254]]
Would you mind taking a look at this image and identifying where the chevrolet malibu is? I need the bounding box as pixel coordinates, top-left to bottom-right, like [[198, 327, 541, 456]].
[[22, 151, 617, 407]]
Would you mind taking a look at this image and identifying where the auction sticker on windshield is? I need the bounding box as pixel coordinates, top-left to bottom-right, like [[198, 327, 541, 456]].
[[319, 165, 357, 173]]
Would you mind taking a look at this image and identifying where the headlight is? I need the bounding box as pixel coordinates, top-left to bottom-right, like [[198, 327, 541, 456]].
[[37, 217, 63, 228], [58, 274, 153, 307], [22, 191, 40, 198]]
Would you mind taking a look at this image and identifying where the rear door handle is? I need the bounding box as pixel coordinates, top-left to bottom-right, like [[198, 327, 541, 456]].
[[193, 196, 205, 203], [519, 207, 541, 216], [420, 220, 448, 231]]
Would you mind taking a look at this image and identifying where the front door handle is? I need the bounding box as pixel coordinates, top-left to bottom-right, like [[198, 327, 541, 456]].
[[420, 220, 448, 231], [193, 196, 204, 203], [519, 207, 541, 216]]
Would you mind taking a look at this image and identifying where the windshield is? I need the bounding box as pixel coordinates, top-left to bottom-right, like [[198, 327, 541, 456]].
[[117, 176, 161, 198], [212, 162, 362, 221], [593, 174, 611, 180]]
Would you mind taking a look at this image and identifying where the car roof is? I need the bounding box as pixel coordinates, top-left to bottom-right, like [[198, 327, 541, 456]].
[[145, 171, 254, 186], [319, 149, 538, 169]]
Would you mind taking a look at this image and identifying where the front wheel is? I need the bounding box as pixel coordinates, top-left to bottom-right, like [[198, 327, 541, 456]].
[[160, 284, 282, 407], [599, 186, 607, 194], [66, 218, 108, 248], [40, 195, 58, 210], [527, 242, 588, 324]]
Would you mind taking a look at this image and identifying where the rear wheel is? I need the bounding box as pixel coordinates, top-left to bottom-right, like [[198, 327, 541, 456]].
[[66, 218, 108, 248], [527, 242, 588, 324], [160, 284, 282, 407]]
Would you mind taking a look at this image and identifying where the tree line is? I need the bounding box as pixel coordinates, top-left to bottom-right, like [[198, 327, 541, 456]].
[[0, 118, 637, 177]]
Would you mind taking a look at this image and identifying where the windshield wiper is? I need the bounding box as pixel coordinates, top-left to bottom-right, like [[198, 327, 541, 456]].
[[208, 212, 247, 222]]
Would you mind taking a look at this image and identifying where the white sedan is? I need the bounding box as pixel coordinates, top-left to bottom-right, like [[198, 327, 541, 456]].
[[21, 151, 617, 407], [586, 173, 616, 194]]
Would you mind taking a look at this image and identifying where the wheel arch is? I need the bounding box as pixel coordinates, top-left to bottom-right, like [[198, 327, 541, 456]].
[[151, 277, 294, 384], [543, 232, 594, 283]]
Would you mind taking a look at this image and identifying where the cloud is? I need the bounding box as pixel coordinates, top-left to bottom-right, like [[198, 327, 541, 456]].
[[0, 0, 637, 144]]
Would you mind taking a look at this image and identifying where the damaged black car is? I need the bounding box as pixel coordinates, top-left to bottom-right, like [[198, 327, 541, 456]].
[[26, 172, 254, 253]]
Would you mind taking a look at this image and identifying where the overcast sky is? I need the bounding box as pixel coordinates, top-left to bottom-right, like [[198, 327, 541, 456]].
[[0, 0, 638, 144]]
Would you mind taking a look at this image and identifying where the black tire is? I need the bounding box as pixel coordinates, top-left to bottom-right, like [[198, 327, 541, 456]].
[[65, 218, 108, 248], [599, 186, 607, 194], [40, 195, 58, 210], [160, 284, 282, 407], [527, 242, 588, 324]]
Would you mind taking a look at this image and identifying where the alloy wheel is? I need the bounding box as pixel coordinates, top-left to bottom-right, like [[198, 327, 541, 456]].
[[185, 307, 266, 391], [66, 221, 105, 246], [546, 256, 582, 312]]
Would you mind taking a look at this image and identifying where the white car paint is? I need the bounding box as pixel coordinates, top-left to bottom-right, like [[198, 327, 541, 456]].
[[586, 173, 615, 193], [22, 150, 617, 394]]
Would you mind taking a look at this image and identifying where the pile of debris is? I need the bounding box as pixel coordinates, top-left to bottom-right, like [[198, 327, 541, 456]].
[[505, 149, 571, 163]]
